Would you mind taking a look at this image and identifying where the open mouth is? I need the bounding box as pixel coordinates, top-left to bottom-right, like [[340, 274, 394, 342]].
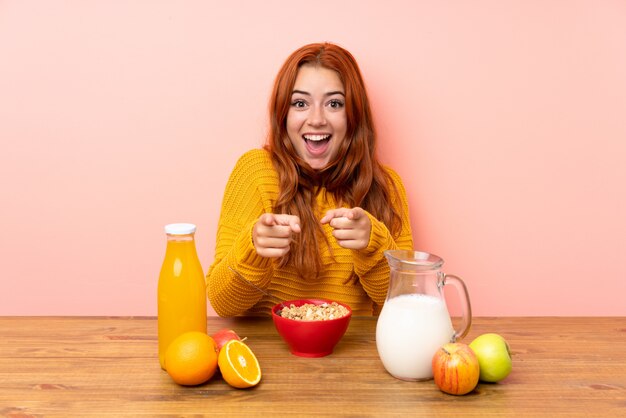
[[303, 134, 331, 151]]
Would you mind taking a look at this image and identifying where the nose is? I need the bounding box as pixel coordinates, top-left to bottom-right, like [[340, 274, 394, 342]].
[[307, 105, 327, 127]]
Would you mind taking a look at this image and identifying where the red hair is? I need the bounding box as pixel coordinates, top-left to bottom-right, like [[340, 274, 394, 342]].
[[265, 42, 401, 279]]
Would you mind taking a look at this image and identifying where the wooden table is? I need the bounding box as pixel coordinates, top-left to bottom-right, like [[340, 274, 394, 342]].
[[1, 317, 625, 417]]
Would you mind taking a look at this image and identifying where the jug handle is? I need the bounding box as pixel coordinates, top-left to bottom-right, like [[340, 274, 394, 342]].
[[442, 274, 472, 342]]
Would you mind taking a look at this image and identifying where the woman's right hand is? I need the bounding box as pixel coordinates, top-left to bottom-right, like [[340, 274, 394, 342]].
[[252, 213, 301, 258]]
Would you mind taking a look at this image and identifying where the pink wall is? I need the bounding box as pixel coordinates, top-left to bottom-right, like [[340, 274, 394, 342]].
[[1, 1, 625, 316]]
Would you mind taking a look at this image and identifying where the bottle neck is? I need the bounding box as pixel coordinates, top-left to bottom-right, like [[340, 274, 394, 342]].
[[164, 233, 199, 259], [166, 233, 195, 243]]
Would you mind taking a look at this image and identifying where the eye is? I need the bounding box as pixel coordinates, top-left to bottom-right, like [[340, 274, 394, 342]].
[[328, 99, 344, 109], [291, 99, 307, 109]]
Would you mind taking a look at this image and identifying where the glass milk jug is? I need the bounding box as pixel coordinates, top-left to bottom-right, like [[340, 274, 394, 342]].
[[158, 223, 207, 369], [376, 250, 471, 381]]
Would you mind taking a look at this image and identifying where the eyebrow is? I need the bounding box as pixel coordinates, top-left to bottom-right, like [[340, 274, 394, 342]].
[[292, 89, 345, 97]]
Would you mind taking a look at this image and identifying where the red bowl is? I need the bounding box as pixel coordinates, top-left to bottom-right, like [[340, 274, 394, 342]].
[[272, 299, 352, 357]]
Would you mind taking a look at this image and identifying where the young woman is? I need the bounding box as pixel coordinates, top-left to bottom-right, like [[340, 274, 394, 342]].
[[206, 42, 413, 316]]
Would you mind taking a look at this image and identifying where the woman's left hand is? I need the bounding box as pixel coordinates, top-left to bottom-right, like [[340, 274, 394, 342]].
[[320, 207, 371, 250]]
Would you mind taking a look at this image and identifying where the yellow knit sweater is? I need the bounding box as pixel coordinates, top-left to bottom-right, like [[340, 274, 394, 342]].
[[206, 149, 414, 316]]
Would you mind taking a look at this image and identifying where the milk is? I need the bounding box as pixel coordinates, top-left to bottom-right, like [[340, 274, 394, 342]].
[[376, 293, 455, 381]]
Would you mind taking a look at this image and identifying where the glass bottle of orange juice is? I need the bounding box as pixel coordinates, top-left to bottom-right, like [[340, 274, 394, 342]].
[[158, 223, 207, 369]]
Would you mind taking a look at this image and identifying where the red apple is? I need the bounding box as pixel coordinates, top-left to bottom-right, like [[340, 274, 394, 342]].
[[211, 328, 241, 351], [432, 342, 480, 395]]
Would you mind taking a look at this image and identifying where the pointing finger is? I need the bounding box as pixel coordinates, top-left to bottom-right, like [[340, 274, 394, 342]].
[[320, 208, 350, 224], [270, 214, 301, 233]]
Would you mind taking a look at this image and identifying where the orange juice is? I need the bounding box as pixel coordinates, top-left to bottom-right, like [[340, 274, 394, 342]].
[[158, 223, 207, 369]]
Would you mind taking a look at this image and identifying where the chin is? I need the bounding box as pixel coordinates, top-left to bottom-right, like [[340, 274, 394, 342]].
[[305, 160, 330, 170]]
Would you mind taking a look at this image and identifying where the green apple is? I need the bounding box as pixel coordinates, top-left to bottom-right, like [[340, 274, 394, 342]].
[[469, 333, 512, 382]]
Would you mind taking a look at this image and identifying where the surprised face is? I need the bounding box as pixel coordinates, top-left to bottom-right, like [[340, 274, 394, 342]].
[[286, 64, 347, 170]]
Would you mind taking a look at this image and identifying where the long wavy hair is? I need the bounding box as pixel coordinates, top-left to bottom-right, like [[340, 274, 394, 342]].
[[265, 42, 402, 279]]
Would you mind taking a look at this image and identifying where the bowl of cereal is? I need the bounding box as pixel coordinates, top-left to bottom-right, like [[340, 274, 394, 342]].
[[272, 299, 352, 358]]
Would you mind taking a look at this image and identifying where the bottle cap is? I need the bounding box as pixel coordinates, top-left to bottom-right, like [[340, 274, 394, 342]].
[[164, 223, 197, 235]]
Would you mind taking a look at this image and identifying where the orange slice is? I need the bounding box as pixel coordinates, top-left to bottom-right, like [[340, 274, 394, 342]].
[[218, 339, 261, 388]]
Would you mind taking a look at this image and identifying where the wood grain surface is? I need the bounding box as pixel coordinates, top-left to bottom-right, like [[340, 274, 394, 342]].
[[1, 316, 625, 417]]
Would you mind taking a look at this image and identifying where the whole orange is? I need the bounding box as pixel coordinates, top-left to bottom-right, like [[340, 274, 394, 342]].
[[164, 331, 218, 386]]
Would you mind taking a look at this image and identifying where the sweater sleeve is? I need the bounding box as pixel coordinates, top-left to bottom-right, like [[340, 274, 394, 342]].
[[352, 167, 414, 306], [206, 149, 278, 317]]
